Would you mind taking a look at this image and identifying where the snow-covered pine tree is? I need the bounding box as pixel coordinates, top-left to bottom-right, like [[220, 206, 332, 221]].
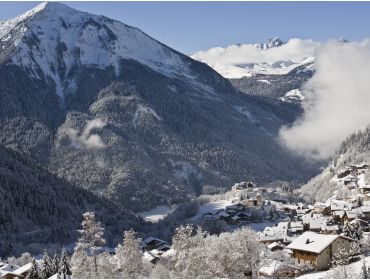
[[26, 258, 39, 279], [40, 251, 53, 279], [115, 229, 143, 278], [362, 259, 370, 279], [59, 248, 71, 279], [343, 222, 363, 241], [71, 212, 106, 278], [331, 242, 360, 279], [50, 253, 59, 276]]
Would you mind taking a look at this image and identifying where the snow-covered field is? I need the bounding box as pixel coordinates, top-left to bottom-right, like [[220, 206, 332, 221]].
[[191, 200, 233, 221], [138, 205, 174, 223]]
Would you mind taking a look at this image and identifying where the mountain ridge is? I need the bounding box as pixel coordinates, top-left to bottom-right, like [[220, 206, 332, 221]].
[[0, 3, 319, 215]]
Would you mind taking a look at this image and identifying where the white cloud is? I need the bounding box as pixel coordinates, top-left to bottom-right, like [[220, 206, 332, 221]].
[[279, 39, 370, 160], [191, 38, 318, 78], [67, 118, 107, 149]]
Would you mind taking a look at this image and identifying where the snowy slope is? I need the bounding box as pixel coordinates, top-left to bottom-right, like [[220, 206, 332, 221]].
[[191, 38, 317, 78], [0, 2, 192, 99]]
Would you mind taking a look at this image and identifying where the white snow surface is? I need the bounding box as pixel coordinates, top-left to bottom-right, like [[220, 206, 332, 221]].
[[138, 205, 173, 223], [191, 38, 317, 78], [0, 2, 192, 99]]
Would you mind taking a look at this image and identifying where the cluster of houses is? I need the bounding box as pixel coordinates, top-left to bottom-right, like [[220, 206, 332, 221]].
[[336, 162, 370, 193], [258, 198, 370, 273], [200, 182, 292, 227]]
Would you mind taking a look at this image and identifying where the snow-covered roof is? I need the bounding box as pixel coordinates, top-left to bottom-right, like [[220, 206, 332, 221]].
[[142, 236, 167, 245], [143, 251, 158, 262], [0, 264, 19, 272], [259, 260, 283, 277], [0, 271, 23, 278], [290, 221, 303, 228], [309, 218, 329, 230], [12, 262, 32, 275], [321, 225, 339, 232], [267, 242, 285, 250], [347, 212, 359, 219], [333, 210, 345, 217], [162, 248, 176, 258], [287, 231, 339, 254]]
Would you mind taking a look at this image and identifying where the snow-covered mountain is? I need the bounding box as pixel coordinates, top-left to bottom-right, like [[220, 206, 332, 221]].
[[0, 2, 195, 100], [191, 38, 317, 78], [0, 2, 319, 217]]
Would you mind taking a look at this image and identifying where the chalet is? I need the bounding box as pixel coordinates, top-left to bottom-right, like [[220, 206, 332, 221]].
[[337, 168, 352, 179], [355, 162, 368, 170], [360, 185, 370, 194], [346, 181, 358, 189], [141, 237, 169, 252], [235, 212, 252, 222], [143, 251, 160, 264], [267, 241, 286, 252], [343, 175, 358, 185], [287, 231, 352, 271], [330, 201, 351, 212], [288, 221, 304, 234], [230, 215, 241, 225], [321, 224, 340, 234], [362, 206, 370, 219], [332, 210, 346, 224], [10, 263, 32, 279], [312, 203, 331, 216], [0, 271, 24, 279], [214, 211, 230, 220], [346, 211, 359, 222], [259, 235, 285, 244]]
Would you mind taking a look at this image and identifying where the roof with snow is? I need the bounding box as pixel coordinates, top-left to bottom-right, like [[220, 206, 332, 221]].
[[12, 262, 32, 275], [287, 231, 339, 254]]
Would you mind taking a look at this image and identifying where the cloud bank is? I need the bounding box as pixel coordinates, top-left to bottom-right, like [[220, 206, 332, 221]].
[[279, 39, 370, 160], [191, 38, 318, 78]]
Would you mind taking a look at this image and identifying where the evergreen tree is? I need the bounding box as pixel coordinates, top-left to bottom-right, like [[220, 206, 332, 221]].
[[343, 222, 363, 241], [71, 212, 106, 278], [50, 253, 59, 275], [40, 251, 53, 279], [26, 258, 39, 279], [362, 259, 369, 279], [59, 248, 71, 279], [115, 229, 143, 278]]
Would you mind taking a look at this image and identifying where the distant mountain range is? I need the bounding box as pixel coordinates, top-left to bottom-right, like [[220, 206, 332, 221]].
[[191, 37, 316, 78], [0, 2, 319, 223]]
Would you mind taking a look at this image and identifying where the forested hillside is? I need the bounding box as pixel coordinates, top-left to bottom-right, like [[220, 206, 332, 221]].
[[0, 145, 142, 257]]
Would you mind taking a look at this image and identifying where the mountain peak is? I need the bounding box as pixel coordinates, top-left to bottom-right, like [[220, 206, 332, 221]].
[[0, 2, 192, 100], [255, 37, 285, 50]]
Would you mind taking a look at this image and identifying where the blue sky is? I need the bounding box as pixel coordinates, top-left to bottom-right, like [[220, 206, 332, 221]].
[[1, 1, 370, 54]]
